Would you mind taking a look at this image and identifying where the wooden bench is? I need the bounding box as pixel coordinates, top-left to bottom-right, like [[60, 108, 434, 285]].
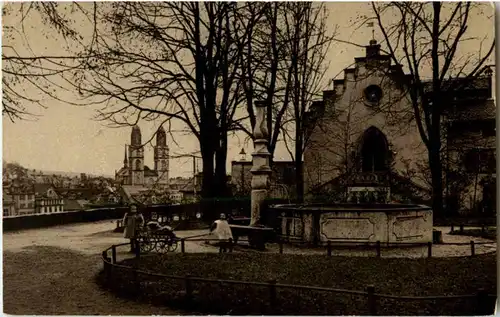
[[229, 224, 275, 250]]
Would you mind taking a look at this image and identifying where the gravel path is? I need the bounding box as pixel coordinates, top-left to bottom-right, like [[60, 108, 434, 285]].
[[260, 226, 496, 258]]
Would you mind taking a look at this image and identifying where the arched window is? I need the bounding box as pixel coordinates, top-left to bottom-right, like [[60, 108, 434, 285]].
[[135, 159, 141, 170], [360, 127, 389, 172]]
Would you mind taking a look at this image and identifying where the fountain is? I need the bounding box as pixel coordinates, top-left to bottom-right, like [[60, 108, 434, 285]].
[[247, 100, 432, 247], [271, 203, 433, 245]]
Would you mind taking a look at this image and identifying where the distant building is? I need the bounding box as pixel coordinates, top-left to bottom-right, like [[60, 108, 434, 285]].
[[115, 125, 169, 188], [34, 184, 64, 214], [63, 199, 87, 212], [169, 176, 201, 203], [3, 194, 17, 217], [231, 159, 296, 199], [3, 184, 36, 216]]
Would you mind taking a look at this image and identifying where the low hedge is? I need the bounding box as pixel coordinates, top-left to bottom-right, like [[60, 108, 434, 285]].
[[98, 252, 496, 315]]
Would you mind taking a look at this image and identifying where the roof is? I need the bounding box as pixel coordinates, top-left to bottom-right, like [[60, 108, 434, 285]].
[[231, 160, 296, 166], [56, 188, 100, 200], [34, 184, 57, 196], [445, 99, 495, 121], [144, 165, 158, 177], [116, 166, 128, 176], [119, 185, 149, 203], [64, 199, 85, 211], [423, 76, 491, 93], [4, 184, 35, 194]]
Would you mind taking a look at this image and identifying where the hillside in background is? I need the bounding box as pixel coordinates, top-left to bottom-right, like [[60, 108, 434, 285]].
[[2, 161, 113, 180]]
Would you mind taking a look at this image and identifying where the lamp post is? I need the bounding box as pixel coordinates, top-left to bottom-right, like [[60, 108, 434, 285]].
[[239, 148, 246, 161]]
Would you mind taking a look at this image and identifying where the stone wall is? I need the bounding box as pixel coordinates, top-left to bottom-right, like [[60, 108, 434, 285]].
[[318, 209, 433, 244], [3, 207, 129, 232], [277, 205, 433, 245]]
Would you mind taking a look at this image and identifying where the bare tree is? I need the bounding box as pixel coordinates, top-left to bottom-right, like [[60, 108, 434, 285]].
[[371, 2, 494, 216], [276, 3, 334, 202], [234, 2, 288, 161], [66, 3, 254, 206], [2, 2, 96, 122]]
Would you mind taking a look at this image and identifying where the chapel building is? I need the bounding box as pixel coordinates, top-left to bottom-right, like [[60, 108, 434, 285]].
[[303, 39, 495, 214]]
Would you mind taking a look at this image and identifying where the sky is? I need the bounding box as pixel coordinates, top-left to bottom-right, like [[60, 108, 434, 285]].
[[2, 2, 495, 178]]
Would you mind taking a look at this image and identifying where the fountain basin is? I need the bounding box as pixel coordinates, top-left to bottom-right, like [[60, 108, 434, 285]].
[[270, 203, 433, 245]]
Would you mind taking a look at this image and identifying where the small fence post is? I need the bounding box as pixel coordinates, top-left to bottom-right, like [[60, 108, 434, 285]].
[[184, 275, 193, 303], [181, 238, 186, 254], [135, 240, 140, 259], [102, 250, 109, 262], [327, 241, 332, 256], [268, 279, 277, 314], [451, 224, 454, 232], [476, 288, 488, 315], [460, 224, 464, 233], [427, 242, 432, 258], [279, 239, 283, 254], [229, 238, 234, 253], [102, 251, 110, 279], [366, 285, 376, 315], [470, 240, 475, 257], [111, 245, 117, 264], [376, 241, 381, 258]]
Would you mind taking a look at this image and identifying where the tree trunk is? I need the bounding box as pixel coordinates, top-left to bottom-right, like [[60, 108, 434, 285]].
[[295, 150, 304, 203], [295, 122, 304, 202], [215, 136, 229, 198], [429, 146, 444, 217], [200, 122, 216, 221], [472, 167, 479, 214]]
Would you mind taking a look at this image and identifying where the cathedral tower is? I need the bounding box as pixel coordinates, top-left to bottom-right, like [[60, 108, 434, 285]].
[[154, 125, 169, 186], [129, 125, 144, 185]]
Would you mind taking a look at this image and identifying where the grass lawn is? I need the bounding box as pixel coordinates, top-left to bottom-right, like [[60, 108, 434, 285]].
[[100, 252, 497, 315], [3, 246, 183, 315], [449, 228, 496, 241]]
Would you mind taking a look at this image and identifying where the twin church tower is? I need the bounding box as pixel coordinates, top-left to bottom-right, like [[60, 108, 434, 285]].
[[115, 125, 169, 188]]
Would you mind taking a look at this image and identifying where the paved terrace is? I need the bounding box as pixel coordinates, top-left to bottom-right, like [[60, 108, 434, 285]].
[[3, 220, 496, 314]]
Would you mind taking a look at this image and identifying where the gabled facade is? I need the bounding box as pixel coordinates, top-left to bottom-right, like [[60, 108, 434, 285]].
[[304, 39, 429, 203], [34, 184, 65, 214], [303, 39, 495, 214]]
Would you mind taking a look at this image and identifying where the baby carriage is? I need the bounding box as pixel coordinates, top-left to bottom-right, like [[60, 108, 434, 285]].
[[137, 220, 179, 253]]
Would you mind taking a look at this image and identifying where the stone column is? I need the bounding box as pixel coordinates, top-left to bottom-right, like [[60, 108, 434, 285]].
[[250, 101, 272, 226]]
